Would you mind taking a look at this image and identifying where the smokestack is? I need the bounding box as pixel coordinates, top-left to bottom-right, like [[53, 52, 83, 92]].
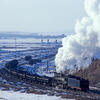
[[55, 0, 100, 74]]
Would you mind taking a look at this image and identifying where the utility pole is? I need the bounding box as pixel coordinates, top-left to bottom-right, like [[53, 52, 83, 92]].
[[46, 39, 50, 71], [14, 37, 17, 59], [55, 40, 58, 53], [40, 39, 43, 58]]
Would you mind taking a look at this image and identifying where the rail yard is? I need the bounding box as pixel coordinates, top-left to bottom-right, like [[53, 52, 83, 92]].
[[0, 40, 100, 100]]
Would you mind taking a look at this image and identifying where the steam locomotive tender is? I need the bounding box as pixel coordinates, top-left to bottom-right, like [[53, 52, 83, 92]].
[[4, 60, 89, 91]]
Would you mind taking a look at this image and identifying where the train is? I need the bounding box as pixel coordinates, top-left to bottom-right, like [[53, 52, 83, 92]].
[[4, 59, 89, 91]]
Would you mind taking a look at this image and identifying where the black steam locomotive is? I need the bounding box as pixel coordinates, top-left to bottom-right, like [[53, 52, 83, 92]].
[[4, 59, 89, 91]]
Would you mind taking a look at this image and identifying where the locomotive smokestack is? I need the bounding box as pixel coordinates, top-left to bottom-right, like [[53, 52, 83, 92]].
[[55, 0, 100, 73]]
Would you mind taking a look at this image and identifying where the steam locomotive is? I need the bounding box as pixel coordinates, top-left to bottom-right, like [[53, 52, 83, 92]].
[[4, 59, 89, 91]]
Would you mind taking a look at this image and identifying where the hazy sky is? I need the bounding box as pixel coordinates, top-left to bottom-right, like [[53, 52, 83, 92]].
[[0, 0, 86, 34]]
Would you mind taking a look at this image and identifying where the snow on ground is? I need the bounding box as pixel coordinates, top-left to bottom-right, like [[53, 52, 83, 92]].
[[0, 37, 61, 79], [0, 90, 74, 100], [89, 86, 100, 90], [0, 38, 59, 76]]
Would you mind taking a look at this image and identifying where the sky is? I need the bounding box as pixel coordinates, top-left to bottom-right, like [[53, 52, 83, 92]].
[[0, 0, 86, 34]]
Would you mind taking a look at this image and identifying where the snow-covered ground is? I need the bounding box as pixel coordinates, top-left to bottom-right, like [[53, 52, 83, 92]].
[[0, 38, 100, 100], [0, 38, 61, 76], [0, 90, 74, 100], [0, 38, 73, 100]]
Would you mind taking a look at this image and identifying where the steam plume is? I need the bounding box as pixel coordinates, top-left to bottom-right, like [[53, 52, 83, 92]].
[[55, 0, 100, 73]]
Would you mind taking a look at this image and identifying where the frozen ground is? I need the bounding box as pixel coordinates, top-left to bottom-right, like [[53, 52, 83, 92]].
[[0, 38, 61, 77], [0, 38, 100, 100], [0, 90, 74, 100]]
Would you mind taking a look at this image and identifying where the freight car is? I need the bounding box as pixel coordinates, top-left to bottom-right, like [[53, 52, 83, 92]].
[[25, 56, 32, 61], [5, 60, 18, 70], [36, 75, 53, 86], [4, 60, 89, 91], [24, 56, 41, 65], [29, 59, 41, 65]]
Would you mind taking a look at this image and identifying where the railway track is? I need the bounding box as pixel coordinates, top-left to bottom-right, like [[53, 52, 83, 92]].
[[0, 68, 100, 99]]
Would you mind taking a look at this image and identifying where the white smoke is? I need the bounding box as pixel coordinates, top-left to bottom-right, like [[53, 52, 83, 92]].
[[55, 0, 100, 73]]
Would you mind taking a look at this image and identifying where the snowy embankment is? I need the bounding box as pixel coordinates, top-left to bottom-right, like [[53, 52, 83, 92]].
[[0, 90, 74, 100]]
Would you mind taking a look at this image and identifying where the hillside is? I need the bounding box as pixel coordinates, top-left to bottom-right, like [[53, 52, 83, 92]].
[[0, 32, 65, 39], [75, 59, 100, 87]]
